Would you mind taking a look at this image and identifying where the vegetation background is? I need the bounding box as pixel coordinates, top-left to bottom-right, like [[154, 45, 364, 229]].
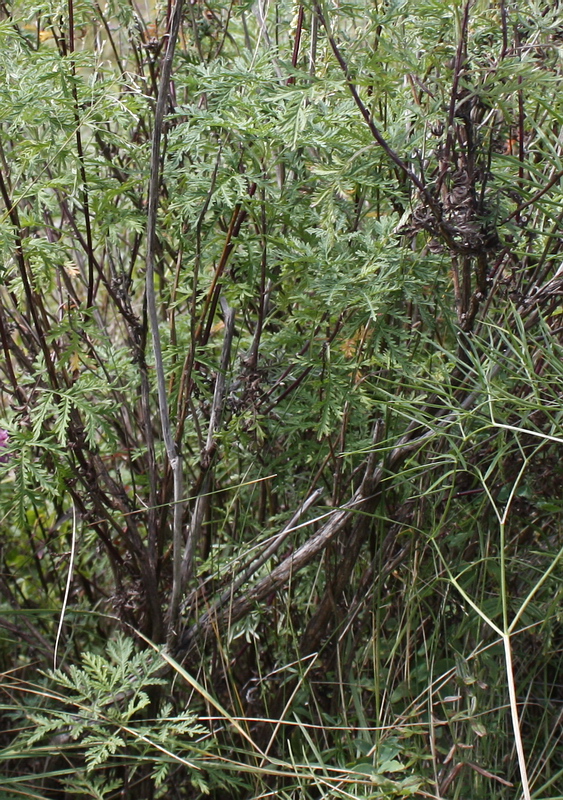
[[0, 0, 563, 797]]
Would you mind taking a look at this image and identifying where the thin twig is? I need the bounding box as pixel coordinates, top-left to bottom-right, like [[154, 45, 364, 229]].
[[145, 0, 185, 643], [181, 300, 236, 588], [501, 168, 563, 225], [178, 499, 353, 652], [313, 0, 438, 215], [190, 488, 323, 634], [54, 504, 77, 668]]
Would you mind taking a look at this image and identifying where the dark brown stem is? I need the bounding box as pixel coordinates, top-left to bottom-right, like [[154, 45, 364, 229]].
[[0, 168, 59, 389], [500, 0, 508, 60], [0, 299, 27, 405], [67, 0, 96, 308], [287, 4, 304, 85], [440, 0, 471, 190], [246, 183, 268, 372]]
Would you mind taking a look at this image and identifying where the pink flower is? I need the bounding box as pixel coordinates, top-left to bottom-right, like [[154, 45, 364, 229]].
[[0, 429, 9, 463]]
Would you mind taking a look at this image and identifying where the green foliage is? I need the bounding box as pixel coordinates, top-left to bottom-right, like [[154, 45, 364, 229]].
[[1, 0, 563, 797], [3, 634, 214, 796]]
